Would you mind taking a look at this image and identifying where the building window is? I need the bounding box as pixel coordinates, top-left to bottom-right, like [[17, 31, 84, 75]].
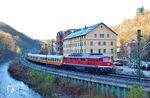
[[98, 42, 101, 46], [111, 49, 114, 53], [90, 41, 93, 46], [80, 42, 83, 46], [103, 42, 106, 46], [90, 49, 93, 54], [98, 49, 101, 54], [84, 42, 86, 45], [100, 34, 104, 38], [111, 41, 113, 46], [80, 49, 83, 53], [107, 34, 109, 38], [94, 34, 97, 38], [103, 49, 106, 53]]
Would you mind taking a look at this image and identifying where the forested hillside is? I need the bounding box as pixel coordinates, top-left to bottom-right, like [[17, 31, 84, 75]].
[[0, 22, 37, 48], [112, 10, 150, 46], [0, 22, 40, 61]]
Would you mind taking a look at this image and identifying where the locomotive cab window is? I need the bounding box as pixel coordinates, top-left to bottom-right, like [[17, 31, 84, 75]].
[[103, 57, 109, 62]]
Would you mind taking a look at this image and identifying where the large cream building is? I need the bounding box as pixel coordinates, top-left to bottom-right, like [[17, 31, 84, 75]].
[[63, 22, 117, 57]]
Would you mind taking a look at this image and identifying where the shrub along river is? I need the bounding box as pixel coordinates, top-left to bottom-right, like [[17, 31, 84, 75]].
[[0, 61, 43, 98]]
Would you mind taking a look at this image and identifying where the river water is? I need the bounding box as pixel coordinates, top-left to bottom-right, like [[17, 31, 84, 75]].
[[0, 62, 43, 98]]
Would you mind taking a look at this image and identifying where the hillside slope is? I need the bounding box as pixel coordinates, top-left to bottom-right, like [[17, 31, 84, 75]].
[[0, 22, 40, 61], [0, 22, 37, 49], [112, 11, 150, 46]]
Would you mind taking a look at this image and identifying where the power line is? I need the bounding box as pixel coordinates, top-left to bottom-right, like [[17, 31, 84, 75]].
[[142, 41, 150, 50]]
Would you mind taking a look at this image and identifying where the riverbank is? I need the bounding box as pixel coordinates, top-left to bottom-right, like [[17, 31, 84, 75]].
[[8, 60, 117, 98], [0, 61, 42, 98]]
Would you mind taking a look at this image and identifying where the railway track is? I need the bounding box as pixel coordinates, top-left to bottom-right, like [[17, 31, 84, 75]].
[[20, 58, 150, 91], [108, 74, 150, 82]]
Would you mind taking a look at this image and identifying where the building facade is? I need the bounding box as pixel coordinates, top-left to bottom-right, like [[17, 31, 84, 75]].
[[56, 31, 64, 55], [56, 29, 80, 55], [63, 23, 117, 57], [121, 40, 138, 59]]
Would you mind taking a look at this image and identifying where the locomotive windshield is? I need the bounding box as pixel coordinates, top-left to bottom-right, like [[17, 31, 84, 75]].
[[103, 57, 109, 62]]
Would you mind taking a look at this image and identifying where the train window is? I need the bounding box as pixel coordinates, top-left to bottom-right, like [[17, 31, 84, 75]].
[[109, 58, 112, 62], [103, 57, 109, 62], [82, 59, 85, 61], [99, 58, 103, 61]]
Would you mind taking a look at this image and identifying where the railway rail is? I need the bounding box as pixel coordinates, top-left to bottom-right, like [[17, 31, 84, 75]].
[[108, 74, 150, 82], [20, 57, 150, 92]]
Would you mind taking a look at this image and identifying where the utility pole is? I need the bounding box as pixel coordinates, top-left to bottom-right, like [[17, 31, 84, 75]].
[[51, 39, 54, 55], [137, 29, 142, 87], [80, 36, 83, 54]]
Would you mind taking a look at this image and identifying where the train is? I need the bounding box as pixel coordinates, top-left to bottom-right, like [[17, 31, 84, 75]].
[[26, 53, 114, 74]]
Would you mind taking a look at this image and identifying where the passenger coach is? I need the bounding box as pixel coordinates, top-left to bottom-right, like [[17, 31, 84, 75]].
[[26, 53, 64, 67]]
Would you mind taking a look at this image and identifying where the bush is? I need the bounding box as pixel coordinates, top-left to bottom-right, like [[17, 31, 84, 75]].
[[8, 60, 27, 81], [127, 85, 147, 98]]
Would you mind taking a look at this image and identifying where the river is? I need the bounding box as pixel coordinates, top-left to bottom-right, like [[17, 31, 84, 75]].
[[0, 61, 43, 98]]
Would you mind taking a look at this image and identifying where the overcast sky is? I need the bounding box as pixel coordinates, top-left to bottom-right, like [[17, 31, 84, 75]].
[[0, 0, 150, 40]]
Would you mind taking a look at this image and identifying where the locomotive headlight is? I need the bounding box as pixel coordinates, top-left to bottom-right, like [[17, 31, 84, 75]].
[[107, 63, 110, 65]]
